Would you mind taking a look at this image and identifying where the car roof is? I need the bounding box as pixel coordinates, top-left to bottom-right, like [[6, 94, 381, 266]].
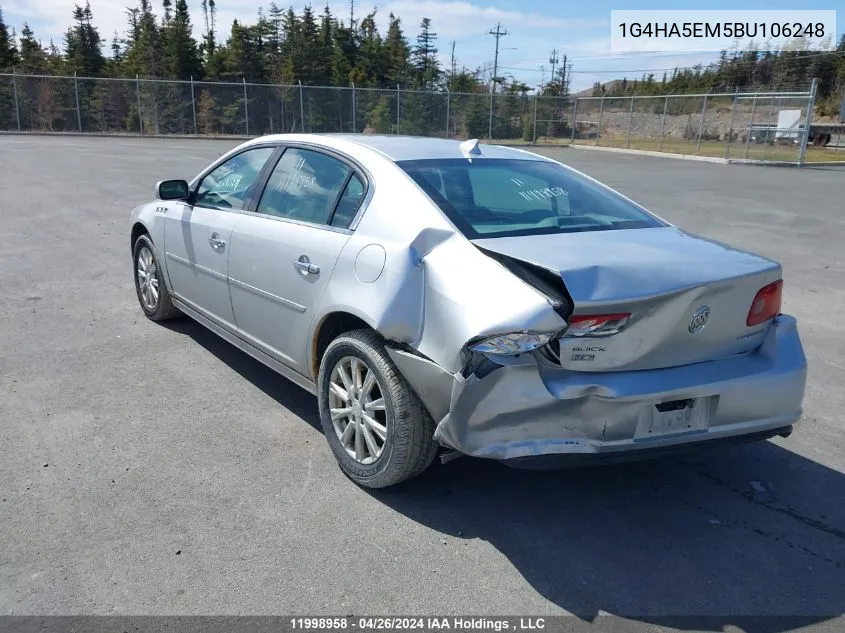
[[245, 133, 553, 163]]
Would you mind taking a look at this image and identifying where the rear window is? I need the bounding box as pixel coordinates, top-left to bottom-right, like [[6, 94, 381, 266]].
[[398, 158, 664, 238]]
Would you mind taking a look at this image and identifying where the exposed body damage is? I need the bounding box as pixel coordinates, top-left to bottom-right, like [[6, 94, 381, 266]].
[[381, 224, 805, 461], [130, 133, 806, 476], [390, 314, 805, 460]]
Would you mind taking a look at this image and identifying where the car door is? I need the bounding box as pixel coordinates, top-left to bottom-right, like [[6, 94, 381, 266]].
[[163, 145, 277, 330], [227, 146, 367, 373]]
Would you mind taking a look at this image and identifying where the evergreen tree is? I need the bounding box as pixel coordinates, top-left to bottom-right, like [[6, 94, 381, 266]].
[[162, 0, 202, 79], [0, 8, 18, 70], [65, 3, 105, 77], [220, 20, 265, 81], [199, 0, 216, 61], [412, 17, 439, 89], [122, 0, 160, 77], [353, 11, 384, 86], [3, 1, 843, 137], [0, 7, 19, 130], [383, 13, 409, 86], [17, 23, 50, 74]]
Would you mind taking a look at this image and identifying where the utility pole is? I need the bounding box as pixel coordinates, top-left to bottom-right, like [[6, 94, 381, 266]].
[[560, 54, 567, 95], [488, 22, 508, 93], [548, 50, 558, 91], [449, 41, 456, 90], [488, 22, 508, 140]]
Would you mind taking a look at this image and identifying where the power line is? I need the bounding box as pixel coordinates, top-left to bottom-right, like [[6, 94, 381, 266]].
[[548, 49, 558, 89]]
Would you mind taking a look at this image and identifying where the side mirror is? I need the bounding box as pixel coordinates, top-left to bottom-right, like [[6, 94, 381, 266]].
[[156, 179, 191, 201]]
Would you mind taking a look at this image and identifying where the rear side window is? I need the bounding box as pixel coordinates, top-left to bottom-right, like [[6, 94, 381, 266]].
[[257, 148, 353, 225], [398, 158, 663, 238], [330, 174, 365, 228]]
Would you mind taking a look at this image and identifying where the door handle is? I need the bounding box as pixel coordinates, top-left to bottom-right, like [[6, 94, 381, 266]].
[[209, 232, 226, 250], [294, 256, 320, 276]]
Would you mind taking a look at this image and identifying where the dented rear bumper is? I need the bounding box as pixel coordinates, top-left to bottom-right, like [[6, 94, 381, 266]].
[[388, 314, 806, 461]]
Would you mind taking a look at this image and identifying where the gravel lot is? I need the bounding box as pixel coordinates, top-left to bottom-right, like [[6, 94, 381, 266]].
[[1, 136, 844, 629]]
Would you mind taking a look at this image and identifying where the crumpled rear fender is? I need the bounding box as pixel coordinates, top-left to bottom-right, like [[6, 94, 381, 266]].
[[318, 227, 567, 375], [412, 236, 567, 373]]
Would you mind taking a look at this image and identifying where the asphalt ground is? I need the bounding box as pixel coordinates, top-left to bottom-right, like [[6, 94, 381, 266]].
[[1, 136, 844, 630]]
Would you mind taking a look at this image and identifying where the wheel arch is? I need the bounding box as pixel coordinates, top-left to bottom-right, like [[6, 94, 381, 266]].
[[131, 221, 150, 252], [311, 310, 376, 380]]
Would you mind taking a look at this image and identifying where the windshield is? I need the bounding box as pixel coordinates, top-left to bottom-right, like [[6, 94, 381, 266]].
[[398, 158, 665, 238]]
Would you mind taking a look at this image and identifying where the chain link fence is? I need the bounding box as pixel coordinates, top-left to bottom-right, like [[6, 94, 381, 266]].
[[571, 85, 834, 164], [1, 72, 838, 164]]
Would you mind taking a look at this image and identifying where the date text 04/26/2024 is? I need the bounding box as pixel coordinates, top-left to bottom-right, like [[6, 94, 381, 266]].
[[290, 618, 547, 631]]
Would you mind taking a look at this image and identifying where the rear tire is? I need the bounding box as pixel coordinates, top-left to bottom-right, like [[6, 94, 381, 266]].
[[133, 234, 181, 322], [318, 329, 439, 488]]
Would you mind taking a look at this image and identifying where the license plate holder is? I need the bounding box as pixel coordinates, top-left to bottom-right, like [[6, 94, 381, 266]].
[[636, 396, 711, 439]]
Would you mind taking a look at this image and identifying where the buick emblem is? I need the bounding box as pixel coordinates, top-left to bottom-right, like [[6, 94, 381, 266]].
[[688, 306, 711, 334]]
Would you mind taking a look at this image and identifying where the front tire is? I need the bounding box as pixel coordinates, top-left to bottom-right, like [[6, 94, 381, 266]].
[[318, 329, 438, 488], [133, 234, 180, 321]]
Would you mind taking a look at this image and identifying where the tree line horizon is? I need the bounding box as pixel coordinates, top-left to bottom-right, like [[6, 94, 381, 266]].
[[0, 1, 842, 137]]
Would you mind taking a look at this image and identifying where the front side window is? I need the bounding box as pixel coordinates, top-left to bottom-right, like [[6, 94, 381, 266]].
[[398, 158, 664, 239], [257, 148, 354, 225], [195, 146, 275, 210]]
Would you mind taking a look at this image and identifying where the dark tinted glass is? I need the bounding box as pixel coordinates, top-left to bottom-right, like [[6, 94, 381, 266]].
[[398, 158, 663, 238], [330, 174, 365, 228], [258, 148, 353, 225], [195, 147, 275, 210]]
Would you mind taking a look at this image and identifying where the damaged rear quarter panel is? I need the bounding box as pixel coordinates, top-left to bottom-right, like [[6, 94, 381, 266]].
[[310, 153, 568, 380], [414, 237, 567, 373]]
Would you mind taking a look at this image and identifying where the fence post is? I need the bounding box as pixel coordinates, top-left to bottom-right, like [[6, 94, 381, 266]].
[[136, 74, 143, 135], [396, 84, 400, 134], [596, 93, 604, 145], [242, 78, 249, 136], [532, 92, 538, 143], [766, 94, 775, 150], [744, 92, 757, 159], [798, 77, 818, 167], [626, 95, 635, 148], [11, 68, 21, 131], [190, 76, 197, 135], [298, 80, 305, 132], [351, 82, 356, 133], [445, 88, 450, 138], [658, 95, 668, 151], [570, 98, 578, 143], [725, 88, 739, 159], [73, 72, 82, 132], [696, 91, 709, 154]]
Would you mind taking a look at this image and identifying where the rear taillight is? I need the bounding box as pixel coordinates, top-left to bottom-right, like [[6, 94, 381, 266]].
[[563, 313, 631, 338], [747, 280, 783, 326]]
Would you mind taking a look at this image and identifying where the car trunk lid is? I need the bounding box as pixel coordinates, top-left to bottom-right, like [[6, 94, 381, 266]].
[[473, 227, 782, 372]]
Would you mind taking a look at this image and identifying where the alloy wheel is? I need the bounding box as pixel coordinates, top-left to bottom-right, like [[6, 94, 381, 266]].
[[328, 356, 388, 464], [136, 245, 160, 311]]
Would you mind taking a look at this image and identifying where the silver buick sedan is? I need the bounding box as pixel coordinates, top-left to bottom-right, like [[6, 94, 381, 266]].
[[130, 134, 807, 488]]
